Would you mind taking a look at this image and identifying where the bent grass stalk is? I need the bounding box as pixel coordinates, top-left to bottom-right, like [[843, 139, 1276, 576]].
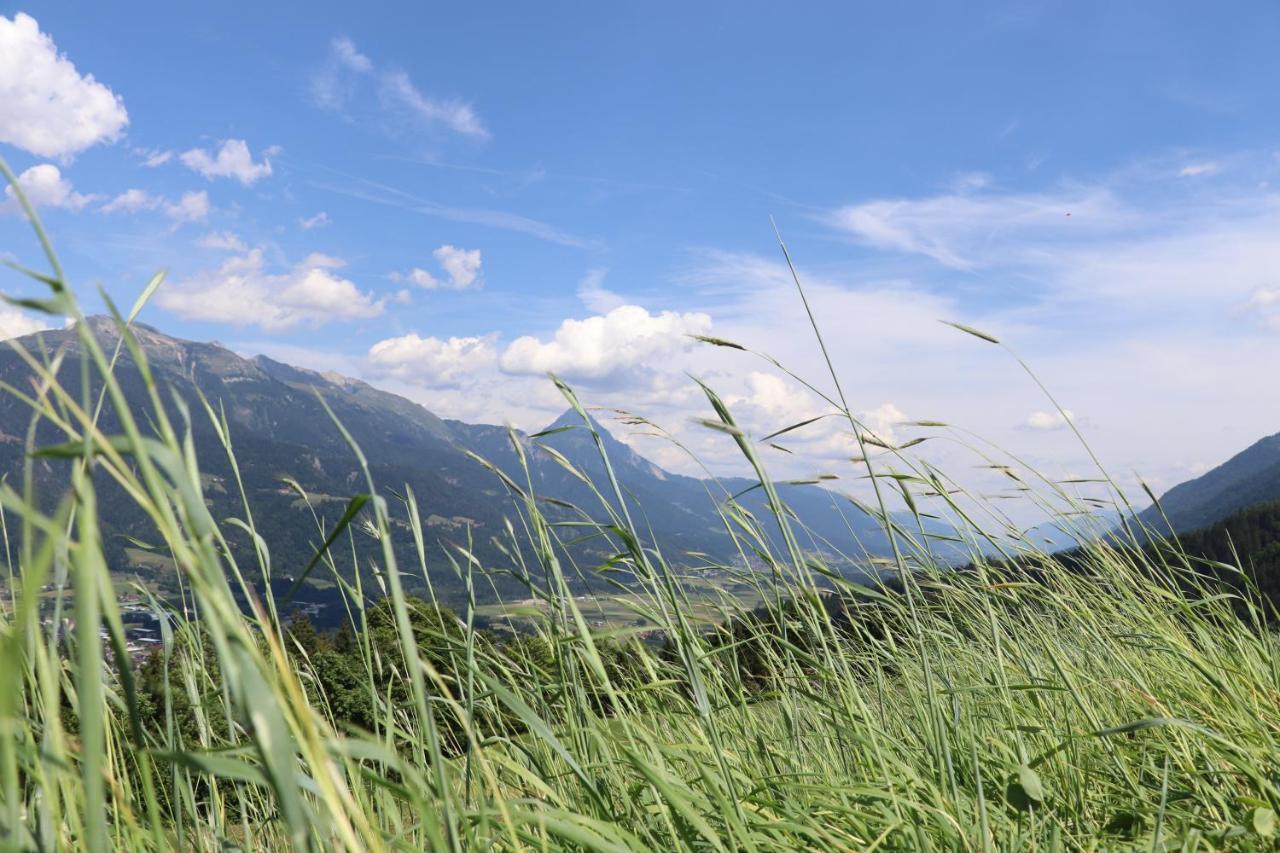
[[0, 157, 1278, 849]]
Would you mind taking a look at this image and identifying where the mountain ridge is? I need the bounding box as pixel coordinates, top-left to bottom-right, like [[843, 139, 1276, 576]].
[[0, 317, 903, 603], [1140, 432, 1280, 534]]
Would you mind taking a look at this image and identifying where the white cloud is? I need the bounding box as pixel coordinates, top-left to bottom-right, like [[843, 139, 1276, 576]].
[[139, 148, 173, 167], [735, 371, 820, 420], [312, 36, 488, 140], [576, 268, 626, 312], [433, 245, 482, 289], [1246, 287, 1280, 329], [860, 402, 909, 444], [1248, 288, 1280, 307], [681, 249, 968, 353], [299, 211, 330, 230], [332, 36, 371, 72], [0, 13, 128, 159], [180, 139, 275, 185], [394, 245, 483, 290], [100, 187, 208, 223], [1051, 202, 1280, 309], [828, 186, 1130, 269], [1022, 410, 1075, 431], [500, 304, 712, 382], [723, 371, 908, 460], [379, 71, 489, 140], [3, 164, 95, 212], [164, 190, 209, 223], [101, 188, 159, 213], [395, 269, 436, 288], [366, 332, 497, 386], [320, 179, 587, 247], [951, 171, 993, 192], [0, 307, 54, 340], [1179, 162, 1220, 178], [196, 231, 247, 252], [158, 249, 386, 331]]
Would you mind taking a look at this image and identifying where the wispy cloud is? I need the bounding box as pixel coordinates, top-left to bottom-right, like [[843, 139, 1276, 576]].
[[331, 35, 371, 72], [195, 231, 247, 252], [827, 185, 1131, 270], [576, 268, 626, 312], [101, 188, 210, 224], [135, 148, 173, 167], [1020, 410, 1075, 431], [299, 211, 330, 230], [1178, 161, 1220, 178], [378, 71, 488, 139], [312, 35, 489, 140], [314, 174, 591, 248]]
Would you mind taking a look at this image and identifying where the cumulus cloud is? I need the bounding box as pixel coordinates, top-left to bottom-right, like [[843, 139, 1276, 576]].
[[0, 307, 54, 340], [1022, 410, 1075, 431], [394, 245, 483, 290], [312, 36, 488, 139], [100, 187, 209, 223], [3, 164, 96, 212], [0, 13, 128, 159], [366, 332, 497, 386], [158, 249, 386, 331], [180, 139, 275, 185], [732, 372, 821, 421], [725, 371, 908, 459], [860, 402, 909, 444], [500, 304, 712, 382], [299, 211, 330, 230]]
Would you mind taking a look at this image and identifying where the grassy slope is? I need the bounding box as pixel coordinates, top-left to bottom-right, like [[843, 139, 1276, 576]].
[[2, 167, 1280, 850]]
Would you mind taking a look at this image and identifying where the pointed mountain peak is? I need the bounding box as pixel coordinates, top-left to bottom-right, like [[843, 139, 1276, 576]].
[[254, 354, 329, 386], [535, 408, 676, 480], [76, 314, 169, 340], [542, 408, 611, 435]]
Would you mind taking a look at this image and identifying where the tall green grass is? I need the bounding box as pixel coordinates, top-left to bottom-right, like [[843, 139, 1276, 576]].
[[2, 158, 1279, 850]]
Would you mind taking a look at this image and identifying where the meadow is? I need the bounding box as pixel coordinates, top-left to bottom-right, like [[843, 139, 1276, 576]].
[[2, 161, 1279, 851]]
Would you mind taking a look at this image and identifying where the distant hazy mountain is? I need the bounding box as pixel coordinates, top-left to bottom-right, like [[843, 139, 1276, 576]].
[[0, 317, 914, 603], [1140, 433, 1280, 534], [1021, 508, 1123, 553]]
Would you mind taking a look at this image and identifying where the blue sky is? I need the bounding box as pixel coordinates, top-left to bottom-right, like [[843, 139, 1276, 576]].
[[3, 2, 1280, 510]]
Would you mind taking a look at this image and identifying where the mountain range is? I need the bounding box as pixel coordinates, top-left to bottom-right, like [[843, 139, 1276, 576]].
[[0, 317, 902, 605], [6, 317, 1277, 609], [1138, 432, 1280, 534]]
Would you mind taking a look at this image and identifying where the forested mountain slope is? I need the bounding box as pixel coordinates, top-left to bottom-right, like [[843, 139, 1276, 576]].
[[0, 317, 908, 603]]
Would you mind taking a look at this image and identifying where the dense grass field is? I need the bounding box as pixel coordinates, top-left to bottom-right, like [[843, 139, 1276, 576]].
[[3, 162, 1280, 850]]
